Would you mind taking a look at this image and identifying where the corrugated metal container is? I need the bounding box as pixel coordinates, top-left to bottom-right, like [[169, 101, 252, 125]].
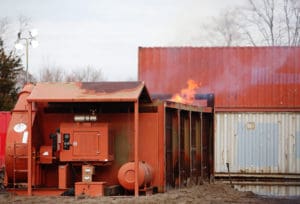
[[138, 47, 300, 109], [214, 112, 300, 174], [0, 112, 11, 168]]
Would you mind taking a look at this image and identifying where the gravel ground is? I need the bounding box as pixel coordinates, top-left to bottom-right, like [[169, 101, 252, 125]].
[[0, 183, 299, 204]]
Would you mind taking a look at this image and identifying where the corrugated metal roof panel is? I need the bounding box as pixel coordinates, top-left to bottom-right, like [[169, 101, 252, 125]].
[[27, 82, 152, 103], [138, 47, 300, 109], [214, 112, 300, 174]]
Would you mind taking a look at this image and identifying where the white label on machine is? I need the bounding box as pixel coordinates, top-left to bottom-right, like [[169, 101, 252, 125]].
[[14, 123, 27, 133], [42, 151, 49, 156], [22, 131, 28, 143]]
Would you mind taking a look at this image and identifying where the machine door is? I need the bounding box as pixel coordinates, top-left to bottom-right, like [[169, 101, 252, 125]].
[[73, 131, 100, 157], [60, 122, 113, 162]]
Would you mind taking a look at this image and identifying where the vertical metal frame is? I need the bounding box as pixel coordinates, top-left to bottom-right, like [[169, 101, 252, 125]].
[[177, 109, 181, 188], [200, 112, 203, 182], [189, 111, 192, 183], [134, 101, 139, 196], [27, 102, 32, 196]]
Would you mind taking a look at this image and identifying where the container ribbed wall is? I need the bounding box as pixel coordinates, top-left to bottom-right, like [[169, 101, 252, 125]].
[[215, 112, 300, 174], [138, 47, 300, 109]]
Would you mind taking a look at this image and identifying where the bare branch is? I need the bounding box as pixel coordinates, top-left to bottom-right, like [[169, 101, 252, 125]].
[[66, 65, 105, 82], [18, 15, 31, 33]]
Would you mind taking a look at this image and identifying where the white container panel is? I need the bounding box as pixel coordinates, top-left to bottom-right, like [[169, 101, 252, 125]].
[[215, 112, 300, 174]]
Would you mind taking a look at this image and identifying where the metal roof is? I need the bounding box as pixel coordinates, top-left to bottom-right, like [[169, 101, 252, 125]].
[[27, 81, 152, 103]]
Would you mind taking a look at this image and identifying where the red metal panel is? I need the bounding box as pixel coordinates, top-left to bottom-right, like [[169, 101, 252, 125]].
[[0, 112, 11, 167], [138, 47, 300, 109]]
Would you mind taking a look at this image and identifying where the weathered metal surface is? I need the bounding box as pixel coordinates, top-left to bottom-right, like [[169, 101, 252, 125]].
[[165, 100, 212, 113], [138, 47, 300, 109], [5, 82, 212, 195], [0, 112, 11, 168], [215, 112, 300, 174], [164, 105, 213, 189], [27, 82, 152, 103]]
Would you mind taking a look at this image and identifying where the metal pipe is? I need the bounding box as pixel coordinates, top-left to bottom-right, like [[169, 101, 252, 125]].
[[226, 162, 234, 188]]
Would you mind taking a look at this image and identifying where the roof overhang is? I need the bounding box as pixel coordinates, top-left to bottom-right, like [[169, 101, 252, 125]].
[[27, 81, 152, 103]]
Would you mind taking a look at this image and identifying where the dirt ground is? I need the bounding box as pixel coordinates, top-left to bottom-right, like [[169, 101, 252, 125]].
[[0, 182, 299, 204]]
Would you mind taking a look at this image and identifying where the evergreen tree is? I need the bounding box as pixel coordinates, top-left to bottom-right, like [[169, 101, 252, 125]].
[[0, 38, 23, 110]]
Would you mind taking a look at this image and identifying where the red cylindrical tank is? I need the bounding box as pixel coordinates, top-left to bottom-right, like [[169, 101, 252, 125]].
[[118, 161, 153, 190], [5, 84, 34, 183]]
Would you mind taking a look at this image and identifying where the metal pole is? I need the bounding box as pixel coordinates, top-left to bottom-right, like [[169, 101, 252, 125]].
[[25, 38, 29, 84], [134, 101, 139, 197], [27, 102, 32, 195]]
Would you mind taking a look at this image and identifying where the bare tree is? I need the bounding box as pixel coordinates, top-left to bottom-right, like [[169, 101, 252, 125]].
[[0, 17, 9, 37], [17, 15, 31, 34], [283, 0, 300, 45], [65, 65, 105, 82], [39, 64, 105, 82], [39, 66, 65, 82], [203, 9, 244, 46], [0, 17, 11, 48], [203, 0, 300, 46]]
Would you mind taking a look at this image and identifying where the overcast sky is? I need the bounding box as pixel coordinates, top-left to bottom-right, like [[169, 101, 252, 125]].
[[0, 0, 243, 81]]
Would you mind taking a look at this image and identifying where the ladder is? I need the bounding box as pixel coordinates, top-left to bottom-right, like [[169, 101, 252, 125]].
[[13, 143, 28, 188]]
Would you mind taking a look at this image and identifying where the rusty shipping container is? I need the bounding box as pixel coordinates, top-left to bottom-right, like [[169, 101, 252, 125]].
[[0, 112, 11, 168], [138, 47, 300, 196], [138, 47, 300, 110]]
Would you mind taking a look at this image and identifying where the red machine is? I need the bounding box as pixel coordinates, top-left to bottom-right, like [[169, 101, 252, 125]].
[[4, 82, 212, 196]]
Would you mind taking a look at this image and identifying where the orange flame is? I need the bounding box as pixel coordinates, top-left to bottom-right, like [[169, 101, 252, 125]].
[[170, 79, 200, 104]]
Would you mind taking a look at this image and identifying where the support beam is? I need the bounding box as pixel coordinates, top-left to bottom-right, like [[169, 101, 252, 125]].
[[134, 101, 139, 197], [200, 112, 203, 182], [27, 102, 32, 196], [177, 110, 181, 188], [189, 111, 192, 182]]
